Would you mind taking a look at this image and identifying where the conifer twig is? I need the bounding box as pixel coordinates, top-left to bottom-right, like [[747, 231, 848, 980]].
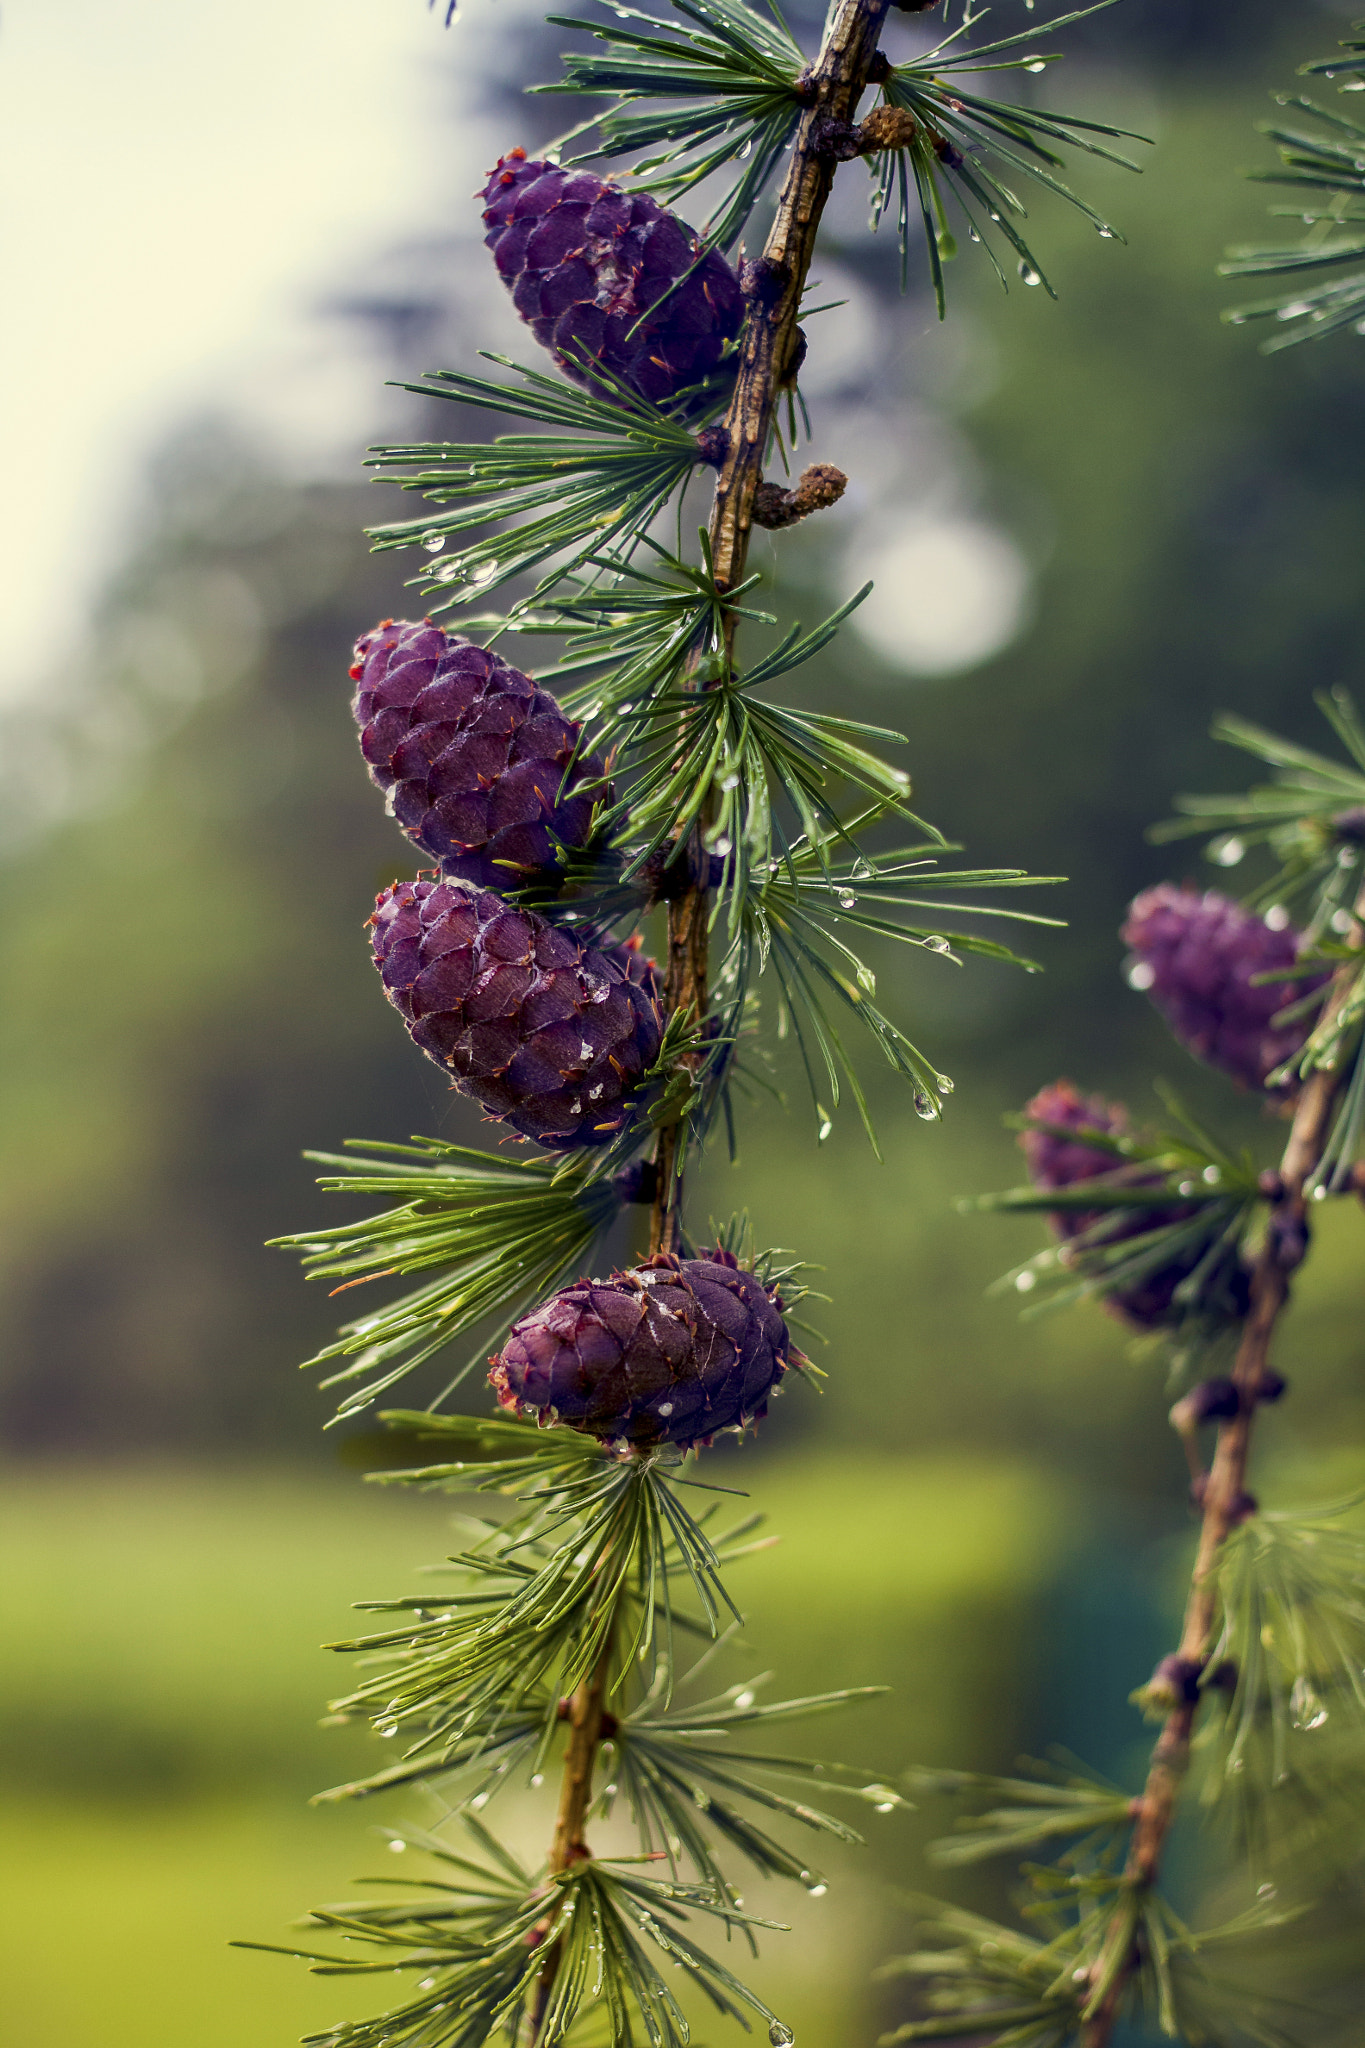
[[649, 0, 893, 1253], [1080, 890, 1365, 2046]]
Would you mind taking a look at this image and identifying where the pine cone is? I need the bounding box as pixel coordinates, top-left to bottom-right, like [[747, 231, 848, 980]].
[[370, 877, 662, 1149], [488, 1246, 796, 1448], [1021, 1081, 1243, 1331], [351, 620, 610, 891], [1021, 1080, 1128, 1235], [480, 151, 744, 414], [1122, 885, 1327, 1092]]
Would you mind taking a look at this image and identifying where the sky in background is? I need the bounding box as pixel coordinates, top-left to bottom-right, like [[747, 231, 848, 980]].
[[0, 0, 489, 706], [0, 0, 1035, 713]]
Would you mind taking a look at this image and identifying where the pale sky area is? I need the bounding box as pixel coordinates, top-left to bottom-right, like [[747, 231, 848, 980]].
[[0, 0, 508, 706], [0, 0, 1031, 713]]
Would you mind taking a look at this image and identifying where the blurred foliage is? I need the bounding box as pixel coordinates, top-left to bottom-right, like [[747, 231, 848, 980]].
[[0, 1456, 1074, 2047]]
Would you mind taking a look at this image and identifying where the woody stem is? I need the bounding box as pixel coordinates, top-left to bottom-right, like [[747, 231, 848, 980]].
[[1081, 902, 1364, 2045], [647, 0, 892, 1256]]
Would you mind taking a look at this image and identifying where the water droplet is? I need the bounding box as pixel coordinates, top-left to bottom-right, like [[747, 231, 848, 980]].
[[470, 1792, 489, 1809], [935, 1073, 955, 1094], [579, 1041, 594, 1062], [388, 1838, 406, 1853], [1096, 224, 1116, 239], [657, 1401, 674, 1417], [1177, 1180, 1194, 1196], [967, 224, 981, 243], [531, 1773, 545, 1788], [733, 1690, 756, 1710], [818, 1116, 832, 1142], [719, 772, 740, 791], [851, 857, 873, 879], [379, 1724, 398, 1738], [1344, 78, 1365, 92], [588, 1083, 603, 1100], [1290, 1676, 1329, 1730], [1018, 261, 1042, 287], [1126, 960, 1156, 991], [1026, 60, 1046, 73], [1015, 1270, 1037, 1293], [1311, 1182, 1329, 1202], [711, 834, 733, 856], [1213, 835, 1245, 867], [913, 1091, 940, 1121], [808, 1883, 827, 1898], [739, 138, 754, 160], [1275, 301, 1314, 322], [1330, 907, 1355, 934], [419, 1976, 436, 1990], [769, 2026, 796, 2047], [1265, 904, 1290, 931], [469, 559, 499, 585], [1257, 1881, 1278, 1900], [875, 1800, 896, 1813], [1203, 1165, 1221, 1185], [924, 934, 951, 953], [837, 888, 857, 909]]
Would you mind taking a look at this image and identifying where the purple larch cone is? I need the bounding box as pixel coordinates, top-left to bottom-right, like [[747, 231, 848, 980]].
[[370, 877, 662, 1150], [489, 1246, 796, 1449], [480, 151, 744, 415], [351, 620, 610, 891], [1121, 885, 1327, 1093], [1021, 1081, 1245, 1331]]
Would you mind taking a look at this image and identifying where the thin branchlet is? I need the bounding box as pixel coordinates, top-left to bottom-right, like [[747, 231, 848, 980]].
[[1080, 888, 1365, 2048], [649, 0, 893, 1255]]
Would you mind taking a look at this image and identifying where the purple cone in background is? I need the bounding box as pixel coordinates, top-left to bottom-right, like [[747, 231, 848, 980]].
[[1122, 885, 1326, 1092], [370, 877, 662, 1150], [489, 1246, 796, 1449], [480, 151, 744, 413], [1021, 1081, 1238, 1331], [351, 620, 609, 890]]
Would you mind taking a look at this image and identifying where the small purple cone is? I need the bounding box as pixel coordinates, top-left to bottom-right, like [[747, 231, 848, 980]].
[[480, 151, 744, 414], [370, 877, 662, 1150], [1121, 885, 1326, 1092], [1021, 1081, 1242, 1331], [351, 620, 609, 891], [489, 1246, 796, 1449]]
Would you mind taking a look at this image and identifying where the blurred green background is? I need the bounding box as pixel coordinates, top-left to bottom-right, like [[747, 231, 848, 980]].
[[3, 2, 1364, 2043]]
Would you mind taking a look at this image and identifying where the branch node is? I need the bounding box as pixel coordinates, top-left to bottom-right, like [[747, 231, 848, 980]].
[[1169, 1376, 1240, 1435], [1266, 1206, 1310, 1273], [694, 424, 729, 469], [811, 105, 917, 160], [752, 462, 849, 530]]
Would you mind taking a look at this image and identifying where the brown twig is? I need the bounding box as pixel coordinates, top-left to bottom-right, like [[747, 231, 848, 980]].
[[1080, 919, 1364, 2045], [529, 1632, 617, 2042], [647, 0, 891, 1255], [536, 10, 900, 1993]]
